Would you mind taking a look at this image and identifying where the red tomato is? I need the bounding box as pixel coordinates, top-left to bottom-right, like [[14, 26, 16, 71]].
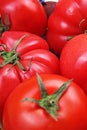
[[0, 31, 60, 122], [60, 34, 87, 95], [0, 0, 47, 36], [43, 1, 57, 18], [46, 0, 87, 55], [2, 74, 87, 130]]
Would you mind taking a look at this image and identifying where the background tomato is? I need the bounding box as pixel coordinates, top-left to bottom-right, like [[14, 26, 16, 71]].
[[40, 0, 57, 18], [60, 34, 87, 95], [0, 0, 47, 36], [0, 31, 60, 123], [2, 74, 87, 130], [46, 0, 87, 55]]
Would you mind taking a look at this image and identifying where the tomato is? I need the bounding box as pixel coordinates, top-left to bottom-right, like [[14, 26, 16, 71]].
[[46, 0, 87, 55], [60, 33, 87, 95], [40, 0, 57, 18], [0, 31, 60, 122], [2, 73, 87, 130], [0, 0, 47, 36]]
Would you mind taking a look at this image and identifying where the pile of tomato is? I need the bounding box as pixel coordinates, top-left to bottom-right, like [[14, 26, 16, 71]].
[[0, 0, 87, 130]]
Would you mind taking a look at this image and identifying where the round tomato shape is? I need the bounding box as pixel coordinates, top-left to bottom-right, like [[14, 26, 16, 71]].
[[60, 33, 87, 95], [2, 74, 87, 130], [0, 0, 47, 36], [0, 31, 60, 122], [46, 0, 87, 55]]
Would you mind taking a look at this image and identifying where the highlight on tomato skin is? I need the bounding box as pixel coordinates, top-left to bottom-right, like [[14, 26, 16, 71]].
[[2, 73, 87, 130]]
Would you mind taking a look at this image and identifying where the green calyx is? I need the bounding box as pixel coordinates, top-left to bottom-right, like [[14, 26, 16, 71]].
[[0, 35, 27, 70], [23, 73, 72, 121], [0, 14, 10, 37]]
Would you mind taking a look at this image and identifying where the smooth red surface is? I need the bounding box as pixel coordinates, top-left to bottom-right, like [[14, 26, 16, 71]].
[[60, 34, 87, 94]]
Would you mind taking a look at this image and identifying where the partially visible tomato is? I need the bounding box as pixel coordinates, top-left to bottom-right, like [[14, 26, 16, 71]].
[[2, 74, 87, 130], [0, 0, 47, 36], [46, 0, 87, 55], [60, 33, 87, 94], [0, 31, 60, 123], [41, 0, 57, 18]]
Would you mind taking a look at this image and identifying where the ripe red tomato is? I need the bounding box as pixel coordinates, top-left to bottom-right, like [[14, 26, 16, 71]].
[[0, 31, 60, 122], [46, 0, 87, 55], [2, 74, 87, 130], [60, 33, 87, 95], [0, 0, 47, 36], [42, 1, 57, 18]]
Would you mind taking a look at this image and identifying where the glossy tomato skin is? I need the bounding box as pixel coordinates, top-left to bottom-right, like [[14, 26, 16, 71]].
[[0, 31, 60, 122], [2, 74, 87, 130], [46, 0, 87, 55], [60, 34, 87, 94], [0, 0, 47, 36], [0, 31, 49, 53]]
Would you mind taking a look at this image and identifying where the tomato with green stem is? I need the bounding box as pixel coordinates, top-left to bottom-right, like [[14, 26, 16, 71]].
[[0, 0, 47, 36], [2, 73, 87, 130], [0, 31, 60, 123], [46, 0, 87, 55]]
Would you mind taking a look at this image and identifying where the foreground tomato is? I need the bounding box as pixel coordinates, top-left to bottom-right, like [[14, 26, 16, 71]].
[[46, 0, 87, 55], [2, 74, 87, 130], [60, 33, 87, 95], [0, 31, 60, 123], [0, 0, 47, 36]]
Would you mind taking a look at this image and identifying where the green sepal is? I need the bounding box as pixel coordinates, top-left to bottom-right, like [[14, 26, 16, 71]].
[[23, 73, 72, 121]]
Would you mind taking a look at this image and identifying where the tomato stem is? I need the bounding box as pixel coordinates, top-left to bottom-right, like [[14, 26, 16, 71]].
[[67, 35, 74, 41], [79, 19, 86, 31], [23, 73, 72, 121], [0, 34, 28, 70], [0, 14, 10, 37], [36, 73, 48, 98]]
